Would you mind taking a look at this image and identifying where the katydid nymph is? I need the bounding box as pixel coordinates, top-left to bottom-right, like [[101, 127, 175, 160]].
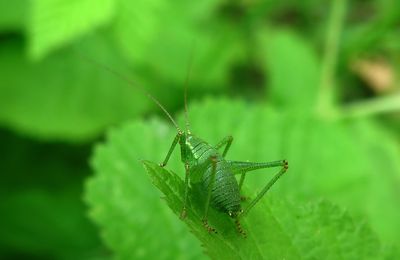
[[86, 57, 288, 237]]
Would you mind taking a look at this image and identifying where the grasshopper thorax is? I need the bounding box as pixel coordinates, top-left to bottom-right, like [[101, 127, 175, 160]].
[[178, 131, 202, 164], [178, 132, 217, 166]]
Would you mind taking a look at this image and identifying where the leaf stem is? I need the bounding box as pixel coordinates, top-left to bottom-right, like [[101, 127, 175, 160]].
[[317, 0, 347, 118], [337, 93, 400, 119]]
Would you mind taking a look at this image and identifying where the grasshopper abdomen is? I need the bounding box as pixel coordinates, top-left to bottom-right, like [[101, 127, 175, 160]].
[[180, 134, 242, 216], [202, 159, 241, 215]]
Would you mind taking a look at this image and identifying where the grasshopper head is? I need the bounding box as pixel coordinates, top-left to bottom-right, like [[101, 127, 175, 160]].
[[178, 131, 191, 146]]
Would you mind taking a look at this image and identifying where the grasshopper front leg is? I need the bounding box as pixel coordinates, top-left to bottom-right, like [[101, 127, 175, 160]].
[[159, 132, 189, 219], [160, 131, 182, 167]]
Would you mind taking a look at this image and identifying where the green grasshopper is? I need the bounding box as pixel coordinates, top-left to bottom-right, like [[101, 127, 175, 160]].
[[87, 57, 288, 236], [158, 100, 288, 235]]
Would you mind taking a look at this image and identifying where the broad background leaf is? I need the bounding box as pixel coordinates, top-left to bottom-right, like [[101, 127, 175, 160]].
[[28, 0, 115, 59], [111, 0, 246, 89], [261, 31, 320, 111], [145, 160, 388, 259], [86, 120, 203, 259], [0, 35, 157, 142], [0, 0, 26, 31], [186, 99, 400, 246], [86, 98, 400, 259]]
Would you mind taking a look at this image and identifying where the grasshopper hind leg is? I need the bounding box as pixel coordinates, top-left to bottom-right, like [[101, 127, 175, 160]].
[[229, 159, 288, 217]]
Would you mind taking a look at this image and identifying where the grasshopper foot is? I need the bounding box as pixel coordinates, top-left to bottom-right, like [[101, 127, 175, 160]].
[[235, 219, 247, 238], [202, 219, 217, 234], [283, 160, 288, 170]]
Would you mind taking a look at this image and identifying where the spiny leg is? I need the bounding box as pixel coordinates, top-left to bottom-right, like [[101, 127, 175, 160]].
[[162, 132, 186, 217], [228, 160, 288, 217], [202, 155, 218, 233], [238, 172, 248, 202], [229, 160, 287, 174], [160, 131, 182, 167], [235, 218, 247, 238], [214, 135, 233, 157], [231, 160, 286, 192], [238, 172, 246, 192], [180, 162, 190, 219], [243, 161, 288, 217]]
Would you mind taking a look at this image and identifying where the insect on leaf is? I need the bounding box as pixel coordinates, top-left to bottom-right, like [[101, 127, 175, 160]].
[[85, 99, 397, 259], [144, 160, 389, 260]]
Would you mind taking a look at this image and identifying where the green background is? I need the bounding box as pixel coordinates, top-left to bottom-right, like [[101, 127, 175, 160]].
[[0, 0, 399, 259]]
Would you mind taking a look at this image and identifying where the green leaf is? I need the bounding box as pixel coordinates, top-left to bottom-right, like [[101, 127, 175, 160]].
[[28, 0, 115, 59], [144, 160, 387, 259], [261, 31, 320, 111], [85, 119, 203, 260], [86, 98, 400, 258], [111, 0, 245, 88], [0, 35, 154, 141], [144, 160, 301, 259], [181, 99, 400, 246], [0, 0, 27, 31]]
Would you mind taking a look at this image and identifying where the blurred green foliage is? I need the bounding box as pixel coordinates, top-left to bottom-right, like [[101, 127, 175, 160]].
[[1, 0, 400, 259]]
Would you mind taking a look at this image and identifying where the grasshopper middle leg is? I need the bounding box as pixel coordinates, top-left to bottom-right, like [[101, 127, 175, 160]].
[[180, 162, 190, 219], [202, 155, 218, 233]]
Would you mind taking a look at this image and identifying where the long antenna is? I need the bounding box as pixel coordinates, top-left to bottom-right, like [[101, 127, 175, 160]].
[[184, 43, 196, 134], [78, 54, 181, 132]]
